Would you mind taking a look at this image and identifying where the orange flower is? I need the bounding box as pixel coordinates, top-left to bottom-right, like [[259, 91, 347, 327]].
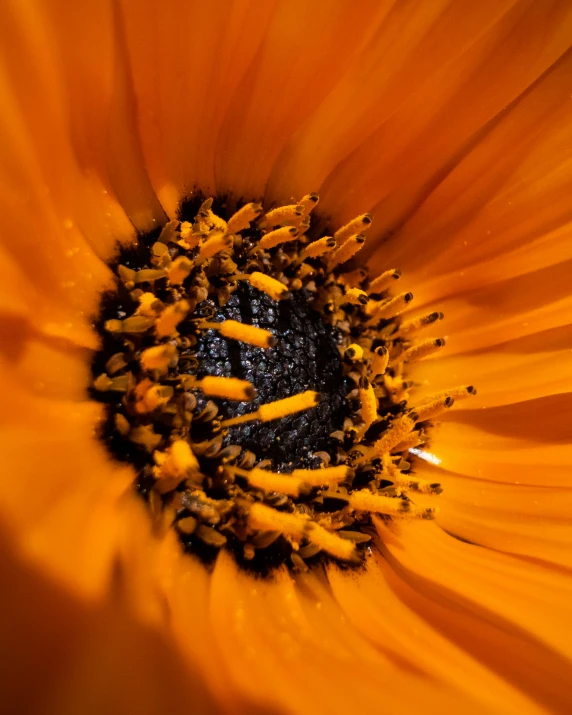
[[1, 1, 571, 713]]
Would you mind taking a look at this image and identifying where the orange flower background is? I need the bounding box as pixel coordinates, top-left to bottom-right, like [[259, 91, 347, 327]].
[[1, 0, 572, 713]]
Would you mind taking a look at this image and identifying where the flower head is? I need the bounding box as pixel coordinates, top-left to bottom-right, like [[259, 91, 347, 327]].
[[1, 1, 572, 713]]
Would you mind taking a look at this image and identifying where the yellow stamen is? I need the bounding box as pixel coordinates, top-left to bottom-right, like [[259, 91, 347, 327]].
[[236, 271, 290, 300], [198, 232, 233, 260], [138, 292, 162, 316], [168, 256, 194, 285], [140, 344, 177, 372], [338, 267, 367, 288], [139, 384, 174, 412], [226, 202, 263, 234], [414, 396, 455, 422], [248, 502, 308, 540], [355, 413, 417, 463], [220, 390, 319, 427], [328, 234, 366, 267], [366, 291, 413, 320], [355, 377, 377, 440], [299, 193, 320, 215], [397, 338, 445, 364], [303, 236, 336, 258], [235, 467, 305, 497], [334, 213, 373, 245], [397, 311, 444, 336], [259, 225, 299, 249], [415, 385, 476, 406], [290, 465, 351, 486], [134, 268, 167, 284], [345, 343, 364, 361], [306, 522, 358, 562], [350, 490, 435, 519], [155, 300, 190, 337], [370, 345, 389, 376], [392, 473, 442, 495], [203, 319, 276, 348], [340, 287, 369, 306], [198, 376, 256, 401], [264, 204, 304, 227], [368, 268, 401, 294]]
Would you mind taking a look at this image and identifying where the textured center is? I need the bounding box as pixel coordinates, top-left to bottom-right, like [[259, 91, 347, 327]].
[[192, 283, 350, 469]]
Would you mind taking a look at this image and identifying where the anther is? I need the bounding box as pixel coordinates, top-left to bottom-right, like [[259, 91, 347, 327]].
[[168, 256, 194, 285], [198, 232, 233, 261], [198, 376, 257, 401], [155, 300, 190, 337], [328, 234, 366, 267], [344, 343, 364, 361], [334, 213, 373, 245], [370, 345, 389, 376], [350, 491, 435, 519], [355, 413, 417, 464], [220, 390, 320, 427], [140, 344, 177, 372], [248, 502, 308, 540], [290, 465, 351, 486], [397, 311, 444, 336], [299, 193, 320, 215], [259, 225, 299, 249], [235, 271, 290, 300], [233, 466, 305, 498], [340, 287, 369, 306], [355, 377, 378, 440], [368, 268, 401, 294], [226, 202, 263, 234], [366, 292, 413, 321], [202, 319, 276, 349], [414, 385, 477, 407], [397, 338, 446, 364], [413, 396, 455, 422], [264, 204, 304, 227], [303, 236, 336, 258], [306, 522, 359, 562]]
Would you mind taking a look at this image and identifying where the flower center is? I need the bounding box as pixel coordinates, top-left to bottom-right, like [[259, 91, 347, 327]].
[[91, 192, 475, 573]]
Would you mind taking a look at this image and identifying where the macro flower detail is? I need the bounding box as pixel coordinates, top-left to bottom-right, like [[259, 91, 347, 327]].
[[1, 1, 572, 715], [92, 193, 467, 570]]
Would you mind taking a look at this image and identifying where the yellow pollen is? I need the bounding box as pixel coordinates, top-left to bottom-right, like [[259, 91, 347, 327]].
[[236, 271, 290, 300], [203, 319, 276, 348], [345, 343, 364, 361], [226, 202, 263, 234], [328, 233, 366, 267], [413, 395, 455, 422], [235, 467, 305, 498], [355, 377, 377, 440], [366, 291, 414, 321], [248, 502, 308, 540], [259, 225, 299, 249], [198, 232, 233, 260], [306, 522, 358, 562], [140, 343, 177, 372], [356, 413, 417, 464], [198, 376, 256, 401], [397, 338, 446, 364], [298, 193, 320, 215], [290, 465, 351, 486], [334, 213, 373, 245], [415, 385, 476, 406], [370, 345, 389, 376], [264, 204, 304, 227], [303, 236, 336, 258], [397, 311, 444, 336], [155, 300, 191, 337], [368, 268, 401, 293], [167, 256, 194, 284], [220, 390, 319, 427], [350, 490, 436, 519], [134, 268, 167, 284], [341, 287, 369, 306]]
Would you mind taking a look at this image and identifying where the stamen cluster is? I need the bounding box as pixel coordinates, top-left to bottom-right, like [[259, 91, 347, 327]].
[[92, 193, 475, 571]]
